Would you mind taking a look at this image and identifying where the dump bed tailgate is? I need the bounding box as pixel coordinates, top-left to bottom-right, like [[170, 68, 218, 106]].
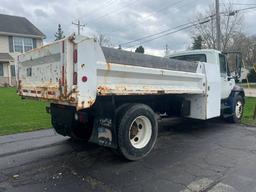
[[18, 37, 76, 105]]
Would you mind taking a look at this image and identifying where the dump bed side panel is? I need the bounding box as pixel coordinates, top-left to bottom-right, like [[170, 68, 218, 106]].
[[18, 37, 75, 105], [96, 47, 205, 96]]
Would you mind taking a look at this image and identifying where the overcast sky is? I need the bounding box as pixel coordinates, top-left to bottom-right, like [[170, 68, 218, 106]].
[[0, 0, 255, 56]]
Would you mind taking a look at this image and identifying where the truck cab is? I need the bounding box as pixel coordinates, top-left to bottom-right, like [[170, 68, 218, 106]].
[[168, 49, 245, 122], [168, 49, 237, 99]]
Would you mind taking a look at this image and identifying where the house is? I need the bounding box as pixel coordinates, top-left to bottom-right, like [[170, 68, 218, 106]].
[[0, 13, 45, 87]]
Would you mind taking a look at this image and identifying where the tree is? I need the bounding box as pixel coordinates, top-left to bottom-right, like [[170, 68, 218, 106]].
[[192, 3, 243, 51], [94, 33, 110, 46], [192, 35, 203, 49], [135, 46, 144, 54], [54, 24, 65, 41], [230, 33, 256, 68]]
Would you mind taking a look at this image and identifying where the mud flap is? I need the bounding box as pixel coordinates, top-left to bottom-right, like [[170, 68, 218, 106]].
[[89, 117, 118, 149], [50, 104, 76, 136]]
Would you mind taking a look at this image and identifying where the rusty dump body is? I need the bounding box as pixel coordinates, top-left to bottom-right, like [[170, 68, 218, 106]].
[[17, 35, 227, 160], [17, 35, 206, 111]]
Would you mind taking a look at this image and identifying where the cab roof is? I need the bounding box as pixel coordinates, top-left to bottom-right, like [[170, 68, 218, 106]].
[[167, 49, 221, 58]]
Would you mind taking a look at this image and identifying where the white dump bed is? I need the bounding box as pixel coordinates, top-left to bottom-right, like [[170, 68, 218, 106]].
[[18, 35, 221, 119], [18, 36, 75, 105]]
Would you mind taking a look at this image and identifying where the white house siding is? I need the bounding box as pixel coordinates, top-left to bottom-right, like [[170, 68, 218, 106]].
[[0, 63, 9, 86], [36, 39, 43, 47], [0, 36, 9, 53]]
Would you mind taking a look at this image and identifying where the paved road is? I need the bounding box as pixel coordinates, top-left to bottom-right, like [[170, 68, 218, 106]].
[[1, 119, 256, 192]]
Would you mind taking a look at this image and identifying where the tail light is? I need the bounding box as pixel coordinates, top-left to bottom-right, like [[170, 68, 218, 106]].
[[73, 72, 77, 85], [73, 49, 77, 63], [73, 48, 78, 85], [82, 76, 88, 82]]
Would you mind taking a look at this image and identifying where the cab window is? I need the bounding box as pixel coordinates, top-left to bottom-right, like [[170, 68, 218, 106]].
[[170, 54, 207, 62], [219, 54, 227, 76]]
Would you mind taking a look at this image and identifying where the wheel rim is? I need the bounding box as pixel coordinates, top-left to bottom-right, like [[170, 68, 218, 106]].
[[235, 100, 243, 119], [129, 115, 152, 149]]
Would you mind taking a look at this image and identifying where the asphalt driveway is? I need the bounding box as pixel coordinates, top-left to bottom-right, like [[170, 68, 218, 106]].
[[0, 118, 256, 192]]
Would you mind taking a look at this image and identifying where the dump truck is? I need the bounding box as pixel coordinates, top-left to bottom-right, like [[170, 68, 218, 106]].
[[17, 35, 245, 160]]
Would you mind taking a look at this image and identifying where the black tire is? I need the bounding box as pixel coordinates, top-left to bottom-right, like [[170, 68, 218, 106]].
[[228, 95, 244, 123], [69, 121, 93, 141], [117, 104, 158, 161], [52, 117, 93, 141]]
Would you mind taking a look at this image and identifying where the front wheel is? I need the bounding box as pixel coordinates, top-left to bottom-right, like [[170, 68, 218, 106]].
[[229, 95, 244, 123], [117, 104, 158, 161]]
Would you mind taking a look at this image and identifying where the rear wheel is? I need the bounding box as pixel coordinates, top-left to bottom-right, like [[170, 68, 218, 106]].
[[117, 104, 158, 160]]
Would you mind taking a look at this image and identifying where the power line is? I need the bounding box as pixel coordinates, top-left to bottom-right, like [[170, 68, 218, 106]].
[[130, 20, 210, 48], [103, 0, 189, 36], [121, 22, 194, 46], [120, 15, 213, 47], [86, 0, 186, 30], [107, 0, 195, 46], [221, 6, 256, 16], [229, 3, 256, 6], [234, 6, 256, 12], [86, 0, 138, 25], [76, 0, 115, 21], [120, 5, 256, 48], [140, 0, 186, 19], [136, 24, 197, 46]]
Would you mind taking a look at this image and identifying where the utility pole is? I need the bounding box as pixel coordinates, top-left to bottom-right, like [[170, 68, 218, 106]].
[[215, 0, 221, 50], [164, 44, 169, 56], [72, 20, 85, 35]]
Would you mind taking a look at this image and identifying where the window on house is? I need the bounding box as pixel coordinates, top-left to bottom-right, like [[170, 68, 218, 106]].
[[13, 37, 33, 53], [11, 65, 15, 77], [0, 64, 3, 76]]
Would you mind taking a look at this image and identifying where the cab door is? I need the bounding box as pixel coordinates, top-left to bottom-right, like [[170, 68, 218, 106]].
[[219, 54, 235, 99]]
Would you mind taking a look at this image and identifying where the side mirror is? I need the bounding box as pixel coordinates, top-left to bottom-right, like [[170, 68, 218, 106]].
[[235, 54, 242, 79], [223, 51, 242, 82]]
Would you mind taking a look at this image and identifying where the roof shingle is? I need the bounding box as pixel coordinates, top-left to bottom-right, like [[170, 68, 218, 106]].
[[0, 14, 45, 38]]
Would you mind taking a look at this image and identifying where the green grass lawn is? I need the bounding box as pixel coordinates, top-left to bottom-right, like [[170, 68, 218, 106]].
[[0, 88, 255, 136], [242, 97, 256, 126], [0, 88, 51, 136]]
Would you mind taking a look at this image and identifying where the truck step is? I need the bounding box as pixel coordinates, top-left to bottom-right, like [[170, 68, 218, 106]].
[[221, 104, 230, 110], [222, 113, 233, 118]]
